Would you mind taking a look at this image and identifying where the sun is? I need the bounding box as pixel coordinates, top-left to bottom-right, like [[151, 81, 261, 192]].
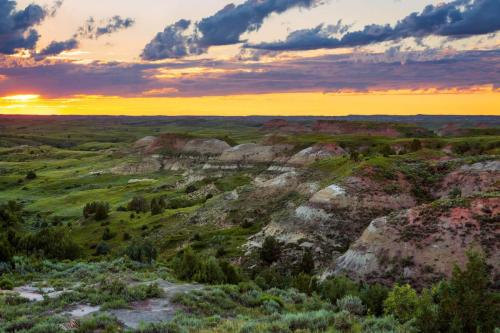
[[2, 94, 40, 102]]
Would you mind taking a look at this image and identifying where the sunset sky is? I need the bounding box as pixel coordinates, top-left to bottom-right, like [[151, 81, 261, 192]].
[[0, 0, 499, 115]]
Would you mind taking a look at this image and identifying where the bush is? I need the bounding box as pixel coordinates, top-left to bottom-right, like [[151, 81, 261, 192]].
[[298, 250, 315, 274], [337, 295, 365, 315], [193, 256, 226, 284], [20, 227, 81, 260], [0, 277, 14, 290], [102, 227, 115, 240], [95, 242, 110, 256], [360, 283, 389, 316], [171, 247, 241, 284], [291, 272, 316, 295], [125, 240, 157, 264], [150, 197, 165, 215], [260, 236, 281, 264], [319, 275, 360, 304], [384, 284, 418, 323], [128, 196, 149, 213], [25, 170, 37, 180], [434, 251, 498, 333], [83, 201, 110, 221]]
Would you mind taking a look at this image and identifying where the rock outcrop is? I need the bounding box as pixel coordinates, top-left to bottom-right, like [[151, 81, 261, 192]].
[[332, 196, 500, 287], [288, 144, 346, 166], [219, 143, 292, 163], [434, 160, 500, 198], [182, 139, 231, 155]]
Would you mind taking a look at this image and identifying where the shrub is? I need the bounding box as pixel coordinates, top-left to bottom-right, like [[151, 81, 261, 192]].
[[125, 240, 157, 264], [319, 275, 360, 304], [435, 251, 498, 333], [25, 170, 37, 180], [128, 196, 149, 213], [360, 283, 389, 316], [0, 277, 14, 290], [337, 295, 365, 315], [102, 227, 115, 240], [384, 284, 418, 323], [193, 256, 226, 284], [83, 201, 109, 221], [260, 236, 281, 264], [298, 250, 315, 274], [95, 242, 110, 256], [291, 272, 316, 295], [20, 227, 81, 260], [150, 197, 165, 215]]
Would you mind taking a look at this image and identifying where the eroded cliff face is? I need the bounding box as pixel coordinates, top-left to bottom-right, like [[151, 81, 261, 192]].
[[115, 134, 499, 288], [331, 196, 500, 287]]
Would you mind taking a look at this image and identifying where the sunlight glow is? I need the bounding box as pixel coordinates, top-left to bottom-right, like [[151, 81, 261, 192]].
[[2, 94, 40, 102]]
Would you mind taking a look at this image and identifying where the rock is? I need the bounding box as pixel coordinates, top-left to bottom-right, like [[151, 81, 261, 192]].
[[288, 144, 346, 166], [309, 184, 346, 204], [256, 171, 298, 189], [224, 190, 239, 201], [219, 143, 291, 163], [332, 196, 500, 287], [133, 136, 156, 150], [434, 161, 500, 198], [128, 178, 157, 184], [182, 139, 231, 155], [111, 157, 162, 175]]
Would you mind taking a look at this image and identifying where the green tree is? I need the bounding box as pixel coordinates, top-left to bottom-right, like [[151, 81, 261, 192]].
[[436, 252, 498, 333], [360, 283, 389, 316], [410, 139, 422, 152], [194, 256, 226, 284], [83, 202, 109, 221], [260, 236, 281, 264], [150, 198, 164, 215], [298, 250, 315, 274], [127, 196, 149, 213], [319, 275, 360, 304], [125, 240, 157, 264], [384, 284, 419, 323], [414, 288, 439, 333]]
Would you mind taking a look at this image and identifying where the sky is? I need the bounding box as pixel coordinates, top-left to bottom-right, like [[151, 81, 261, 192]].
[[0, 0, 499, 116]]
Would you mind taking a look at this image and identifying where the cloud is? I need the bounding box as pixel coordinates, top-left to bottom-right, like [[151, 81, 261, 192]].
[[141, 19, 204, 60], [37, 15, 135, 59], [142, 0, 321, 60], [48, 0, 64, 17], [0, 0, 47, 54], [37, 38, 79, 57], [247, 0, 500, 51], [1, 50, 498, 98], [77, 15, 135, 39]]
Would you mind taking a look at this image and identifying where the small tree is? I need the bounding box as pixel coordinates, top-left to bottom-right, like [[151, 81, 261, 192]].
[[299, 250, 315, 274], [125, 240, 157, 264], [260, 236, 281, 264], [410, 139, 422, 152], [83, 202, 109, 221], [384, 284, 419, 323], [127, 196, 149, 213], [150, 198, 164, 215], [436, 251, 497, 333]]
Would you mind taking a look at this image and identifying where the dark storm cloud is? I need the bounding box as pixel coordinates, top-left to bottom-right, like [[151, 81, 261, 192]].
[[141, 0, 321, 60], [1, 50, 498, 98], [0, 0, 47, 54], [247, 0, 500, 51], [77, 15, 135, 39], [141, 19, 205, 60], [37, 38, 78, 57]]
